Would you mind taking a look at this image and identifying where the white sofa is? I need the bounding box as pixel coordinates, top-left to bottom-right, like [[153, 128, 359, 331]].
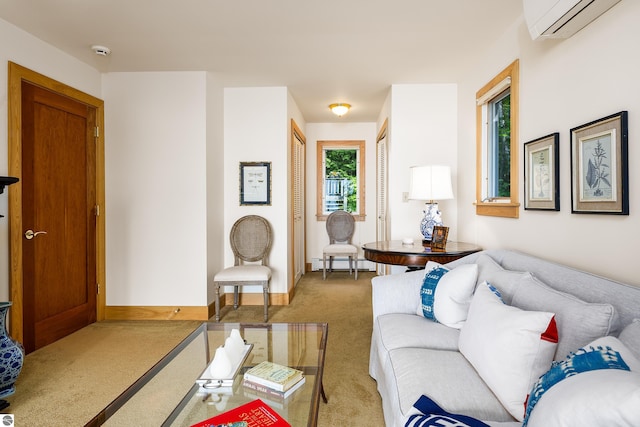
[[369, 249, 640, 427]]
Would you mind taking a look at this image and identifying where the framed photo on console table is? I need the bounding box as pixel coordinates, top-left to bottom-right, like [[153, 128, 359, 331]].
[[570, 111, 628, 215], [239, 161, 272, 205], [430, 226, 449, 251], [524, 133, 559, 211]]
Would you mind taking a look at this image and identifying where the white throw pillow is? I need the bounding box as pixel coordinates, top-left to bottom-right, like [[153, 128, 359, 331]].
[[458, 281, 558, 421], [416, 262, 478, 329], [525, 336, 640, 427]]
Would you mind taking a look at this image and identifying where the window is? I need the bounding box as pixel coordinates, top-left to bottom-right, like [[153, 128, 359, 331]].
[[476, 59, 520, 218], [316, 140, 365, 221], [489, 90, 511, 198]]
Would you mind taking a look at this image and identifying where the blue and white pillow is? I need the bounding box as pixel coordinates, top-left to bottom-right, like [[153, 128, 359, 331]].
[[524, 336, 640, 427], [417, 262, 478, 329]]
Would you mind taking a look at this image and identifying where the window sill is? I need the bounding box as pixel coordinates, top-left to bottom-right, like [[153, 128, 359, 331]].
[[474, 202, 520, 219]]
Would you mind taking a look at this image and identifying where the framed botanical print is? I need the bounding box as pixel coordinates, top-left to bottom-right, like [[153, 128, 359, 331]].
[[570, 111, 628, 214], [524, 133, 560, 211], [239, 161, 271, 205]]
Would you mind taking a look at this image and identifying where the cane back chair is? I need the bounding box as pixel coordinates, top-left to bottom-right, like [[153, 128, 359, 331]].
[[213, 215, 273, 321]]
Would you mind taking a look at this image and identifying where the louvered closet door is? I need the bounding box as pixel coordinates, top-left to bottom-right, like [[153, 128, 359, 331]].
[[376, 125, 390, 275], [292, 121, 306, 285]]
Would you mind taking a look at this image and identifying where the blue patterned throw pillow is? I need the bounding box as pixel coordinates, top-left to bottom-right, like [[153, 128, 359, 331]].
[[523, 344, 631, 426], [485, 281, 503, 301], [419, 267, 448, 321], [417, 263, 479, 329]]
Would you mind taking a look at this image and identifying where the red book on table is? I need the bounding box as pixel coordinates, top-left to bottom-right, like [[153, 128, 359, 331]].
[[190, 399, 291, 427]]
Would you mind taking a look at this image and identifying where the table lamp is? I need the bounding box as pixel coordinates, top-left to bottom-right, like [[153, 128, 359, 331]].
[[409, 165, 454, 243]]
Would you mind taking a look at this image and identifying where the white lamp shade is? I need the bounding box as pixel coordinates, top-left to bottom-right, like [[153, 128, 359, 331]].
[[409, 165, 454, 201]]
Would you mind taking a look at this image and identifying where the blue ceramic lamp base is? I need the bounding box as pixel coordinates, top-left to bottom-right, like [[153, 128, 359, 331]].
[[420, 202, 443, 243]]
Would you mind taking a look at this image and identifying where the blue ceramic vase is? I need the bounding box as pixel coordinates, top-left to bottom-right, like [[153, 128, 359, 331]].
[[0, 302, 24, 399], [420, 203, 442, 241]]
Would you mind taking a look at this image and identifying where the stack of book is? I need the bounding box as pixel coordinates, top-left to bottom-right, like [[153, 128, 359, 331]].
[[242, 361, 305, 400]]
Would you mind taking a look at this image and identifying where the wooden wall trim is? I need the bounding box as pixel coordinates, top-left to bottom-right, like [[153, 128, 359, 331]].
[[104, 293, 291, 320], [105, 305, 210, 321]]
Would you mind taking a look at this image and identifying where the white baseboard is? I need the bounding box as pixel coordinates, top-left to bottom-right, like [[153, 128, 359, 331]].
[[311, 257, 376, 272]]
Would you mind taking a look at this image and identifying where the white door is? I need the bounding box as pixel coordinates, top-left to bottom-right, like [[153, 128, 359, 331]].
[[376, 121, 390, 275], [291, 120, 306, 285]]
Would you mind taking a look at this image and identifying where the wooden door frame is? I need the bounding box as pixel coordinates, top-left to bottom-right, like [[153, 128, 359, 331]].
[[7, 62, 106, 343]]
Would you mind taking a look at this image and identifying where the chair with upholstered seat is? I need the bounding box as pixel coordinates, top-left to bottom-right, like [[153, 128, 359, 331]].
[[323, 210, 358, 280], [214, 215, 273, 322]]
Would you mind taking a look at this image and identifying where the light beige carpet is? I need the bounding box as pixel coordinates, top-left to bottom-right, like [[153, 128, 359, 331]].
[[4, 271, 384, 426]]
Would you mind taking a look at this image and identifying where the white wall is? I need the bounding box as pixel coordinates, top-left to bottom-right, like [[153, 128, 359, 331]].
[[223, 87, 289, 294], [457, 2, 640, 285], [103, 72, 208, 305], [0, 18, 102, 301], [387, 84, 459, 241], [206, 73, 225, 304], [304, 122, 378, 265], [377, 91, 391, 135]]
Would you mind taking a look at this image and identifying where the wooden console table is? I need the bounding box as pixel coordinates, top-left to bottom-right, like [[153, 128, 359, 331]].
[[362, 240, 482, 269]]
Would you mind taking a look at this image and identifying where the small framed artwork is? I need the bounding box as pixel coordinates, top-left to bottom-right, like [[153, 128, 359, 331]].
[[430, 226, 449, 251], [570, 111, 628, 214], [239, 161, 271, 206], [524, 133, 560, 211]]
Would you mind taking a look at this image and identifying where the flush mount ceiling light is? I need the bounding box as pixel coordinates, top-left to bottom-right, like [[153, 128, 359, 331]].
[[91, 45, 111, 56], [329, 103, 351, 117]]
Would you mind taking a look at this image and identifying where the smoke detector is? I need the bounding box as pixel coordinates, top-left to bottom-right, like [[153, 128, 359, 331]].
[[91, 45, 111, 56]]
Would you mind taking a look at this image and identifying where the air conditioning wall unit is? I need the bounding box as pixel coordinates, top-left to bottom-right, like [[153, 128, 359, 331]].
[[524, 0, 621, 40]]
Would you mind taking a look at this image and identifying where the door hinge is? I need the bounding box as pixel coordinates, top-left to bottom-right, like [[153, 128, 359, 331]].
[[97, 283, 100, 294], [94, 126, 100, 138], [95, 205, 100, 216]]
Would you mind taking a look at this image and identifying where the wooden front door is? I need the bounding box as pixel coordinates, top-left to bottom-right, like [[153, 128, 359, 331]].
[[8, 63, 106, 354]]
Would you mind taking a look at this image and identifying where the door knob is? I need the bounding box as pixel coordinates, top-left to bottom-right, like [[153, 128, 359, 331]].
[[25, 229, 47, 240]]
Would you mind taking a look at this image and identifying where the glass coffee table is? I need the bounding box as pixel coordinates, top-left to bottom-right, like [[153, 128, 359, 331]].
[[86, 322, 328, 427]]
